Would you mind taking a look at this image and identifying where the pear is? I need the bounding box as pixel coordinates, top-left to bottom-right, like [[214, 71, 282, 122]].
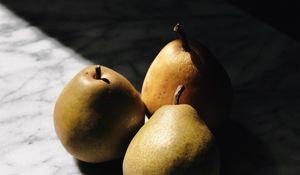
[[123, 85, 219, 175], [54, 65, 145, 163], [141, 23, 233, 132]]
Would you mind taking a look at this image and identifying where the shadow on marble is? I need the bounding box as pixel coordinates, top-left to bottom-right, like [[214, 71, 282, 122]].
[[217, 120, 279, 175], [76, 158, 123, 175], [227, 0, 300, 41], [0, 0, 190, 89], [1, 0, 299, 174]]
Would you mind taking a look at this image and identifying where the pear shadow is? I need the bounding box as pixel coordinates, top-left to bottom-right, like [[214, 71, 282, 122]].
[[216, 119, 279, 175], [76, 158, 123, 175]]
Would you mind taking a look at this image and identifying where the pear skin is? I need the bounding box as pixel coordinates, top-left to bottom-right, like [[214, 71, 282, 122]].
[[123, 105, 219, 175], [141, 24, 233, 132], [54, 65, 145, 163]]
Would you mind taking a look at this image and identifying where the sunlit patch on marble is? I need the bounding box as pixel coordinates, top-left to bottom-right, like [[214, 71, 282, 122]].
[[0, 1, 299, 175], [0, 4, 90, 175]]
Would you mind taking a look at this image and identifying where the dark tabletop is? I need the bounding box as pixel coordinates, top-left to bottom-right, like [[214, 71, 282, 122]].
[[0, 0, 299, 174]]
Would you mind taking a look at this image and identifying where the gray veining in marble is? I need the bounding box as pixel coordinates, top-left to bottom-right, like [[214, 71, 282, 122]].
[[0, 0, 299, 175], [0, 4, 91, 175]]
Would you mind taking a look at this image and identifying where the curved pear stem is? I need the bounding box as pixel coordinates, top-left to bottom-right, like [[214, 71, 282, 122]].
[[173, 23, 191, 52], [173, 85, 185, 105], [95, 65, 101, 80]]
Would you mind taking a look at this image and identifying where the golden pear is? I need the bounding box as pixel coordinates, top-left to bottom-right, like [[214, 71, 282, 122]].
[[123, 85, 219, 175], [141, 24, 233, 132], [54, 65, 144, 163]]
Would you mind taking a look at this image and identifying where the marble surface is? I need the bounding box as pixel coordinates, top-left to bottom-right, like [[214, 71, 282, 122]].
[[0, 4, 92, 175], [0, 0, 299, 175]]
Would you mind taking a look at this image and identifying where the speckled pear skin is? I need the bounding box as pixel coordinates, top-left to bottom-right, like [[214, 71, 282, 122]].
[[141, 39, 233, 132], [54, 65, 145, 163], [123, 104, 219, 175]]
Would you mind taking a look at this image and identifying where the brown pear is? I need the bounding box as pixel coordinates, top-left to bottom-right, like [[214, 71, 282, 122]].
[[141, 23, 233, 132], [54, 65, 145, 163], [123, 85, 219, 175]]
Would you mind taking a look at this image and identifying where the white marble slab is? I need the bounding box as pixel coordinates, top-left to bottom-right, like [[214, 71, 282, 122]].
[[0, 1, 300, 175], [0, 4, 91, 175]]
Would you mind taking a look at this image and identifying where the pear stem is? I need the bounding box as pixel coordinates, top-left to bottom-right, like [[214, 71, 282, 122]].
[[173, 85, 185, 105], [95, 65, 101, 80], [173, 23, 191, 52]]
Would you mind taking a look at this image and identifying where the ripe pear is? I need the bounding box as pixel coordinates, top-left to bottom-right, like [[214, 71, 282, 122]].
[[141, 23, 233, 132], [54, 65, 145, 163], [123, 85, 219, 175]]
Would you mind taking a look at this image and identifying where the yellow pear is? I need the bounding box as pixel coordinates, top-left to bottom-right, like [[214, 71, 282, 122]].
[[141, 23, 233, 132], [123, 85, 219, 175], [54, 65, 145, 163]]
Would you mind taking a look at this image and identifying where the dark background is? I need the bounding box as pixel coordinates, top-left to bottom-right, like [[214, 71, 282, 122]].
[[228, 0, 300, 41], [1, 0, 299, 175], [2, 0, 300, 46]]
